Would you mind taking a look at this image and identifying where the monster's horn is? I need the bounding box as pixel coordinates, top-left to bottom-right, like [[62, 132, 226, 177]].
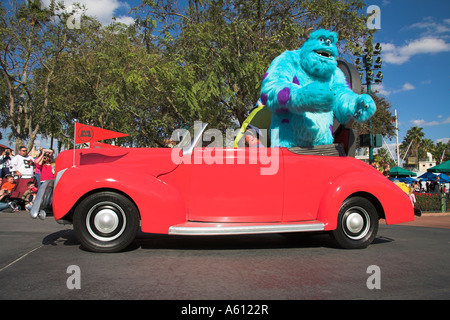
[[304, 28, 314, 39]]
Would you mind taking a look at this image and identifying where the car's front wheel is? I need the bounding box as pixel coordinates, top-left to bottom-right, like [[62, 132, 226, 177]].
[[73, 192, 140, 253], [330, 196, 379, 249]]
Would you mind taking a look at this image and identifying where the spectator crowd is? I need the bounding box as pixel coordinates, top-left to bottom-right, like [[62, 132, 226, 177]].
[[0, 146, 54, 212]]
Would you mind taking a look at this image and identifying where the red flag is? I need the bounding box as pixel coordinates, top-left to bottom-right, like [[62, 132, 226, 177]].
[[75, 123, 128, 144]]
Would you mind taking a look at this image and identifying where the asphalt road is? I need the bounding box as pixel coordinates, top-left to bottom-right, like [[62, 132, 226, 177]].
[[1, 211, 449, 302]]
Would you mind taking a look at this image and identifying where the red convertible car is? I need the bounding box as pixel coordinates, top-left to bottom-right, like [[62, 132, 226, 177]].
[[30, 122, 414, 252]]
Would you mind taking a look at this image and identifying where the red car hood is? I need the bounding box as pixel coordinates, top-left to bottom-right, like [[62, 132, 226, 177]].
[[55, 148, 180, 177]]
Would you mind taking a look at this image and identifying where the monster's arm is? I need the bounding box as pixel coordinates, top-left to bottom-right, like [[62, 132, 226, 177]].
[[332, 69, 376, 125], [260, 52, 335, 114]]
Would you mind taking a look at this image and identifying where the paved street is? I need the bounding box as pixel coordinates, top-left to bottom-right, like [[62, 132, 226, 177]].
[[1, 211, 449, 302]]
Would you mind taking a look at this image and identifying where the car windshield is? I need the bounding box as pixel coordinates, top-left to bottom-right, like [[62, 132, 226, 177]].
[[173, 128, 194, 149], [172, 121, 207, 150]]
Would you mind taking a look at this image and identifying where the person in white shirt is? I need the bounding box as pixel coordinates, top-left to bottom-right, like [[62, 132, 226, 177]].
[[11, 146, 34, 179]]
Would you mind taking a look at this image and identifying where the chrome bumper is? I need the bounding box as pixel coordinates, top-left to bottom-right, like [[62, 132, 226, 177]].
[[30, 180, 54, 220]]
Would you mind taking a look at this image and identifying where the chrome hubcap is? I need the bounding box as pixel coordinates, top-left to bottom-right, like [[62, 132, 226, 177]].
[[86, 202, 126, 242], [94, 209, 119, 234], [346, 212, 364, 234], [342, 206, 370, 240]]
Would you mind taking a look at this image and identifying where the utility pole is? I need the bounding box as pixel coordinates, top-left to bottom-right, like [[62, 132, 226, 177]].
[[395, 109, 400, 166]]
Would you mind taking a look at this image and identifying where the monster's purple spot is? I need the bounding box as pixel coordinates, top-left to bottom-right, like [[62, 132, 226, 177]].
[[329, 124, 333, 136], [293, 76, 300, 85], [345, 79, 352, 89], [281, 118, 290, 124], [276, 107, 288, 114], [263, 72, 269, 81], [277, 87, 290, 106], [260, 93, 268, 105]]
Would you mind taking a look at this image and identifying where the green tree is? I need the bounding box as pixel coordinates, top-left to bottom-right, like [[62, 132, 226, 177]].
[[47, 17, 193, 148], [433, 141, 450, 164], [420, 138, 434, 160], [0, 0, 70, 152], [134, 0, 374, 130], [352, 92, 396, 139], [374, 147, 395, 167], [400, 126, 425, 167]]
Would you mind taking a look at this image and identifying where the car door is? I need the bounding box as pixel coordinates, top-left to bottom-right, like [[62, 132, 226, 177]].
[[281, 148, 343, 221], [188, 147, 283, 223]]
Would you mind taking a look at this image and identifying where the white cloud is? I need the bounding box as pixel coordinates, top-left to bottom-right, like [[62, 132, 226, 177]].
[[410, 117, 450, 127], [371, 83, 391, 96], [382, 37, 450, 65], [437, 138, 450, 144], [411, 119, 440, 127], [115, 16, 135, 25], [43, 0, 133, 25], [404, 17, 450, 37], [383, 18, 450, 65], [372, 82, 415, 96], [394, 82, 415, 93]]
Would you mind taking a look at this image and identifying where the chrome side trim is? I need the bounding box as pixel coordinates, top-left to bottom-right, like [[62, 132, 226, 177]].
[[30, 168, 67, 220], [168, 222, 325, 236], [29, 180, 54, 219]]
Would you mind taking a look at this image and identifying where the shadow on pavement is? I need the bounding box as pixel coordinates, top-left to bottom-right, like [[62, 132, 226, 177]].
[[40, 228, 395, 253]]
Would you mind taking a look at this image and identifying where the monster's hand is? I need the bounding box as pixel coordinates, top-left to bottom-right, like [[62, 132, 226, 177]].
[[298, 82, 335, 112], [353, 94, 376, 122]]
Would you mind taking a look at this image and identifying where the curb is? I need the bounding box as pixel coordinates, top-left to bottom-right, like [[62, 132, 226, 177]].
[[419, 212, 450, 216]]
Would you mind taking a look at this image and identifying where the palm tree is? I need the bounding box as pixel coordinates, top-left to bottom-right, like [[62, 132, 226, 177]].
[[420, 138, 435, 160], [400, 126, 424, 168], [434, 142, 447, 164], [375, 147, 395, 167]]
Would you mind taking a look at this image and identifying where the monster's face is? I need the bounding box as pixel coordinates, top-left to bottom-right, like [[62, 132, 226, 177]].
[[299, 29, 338, 80]]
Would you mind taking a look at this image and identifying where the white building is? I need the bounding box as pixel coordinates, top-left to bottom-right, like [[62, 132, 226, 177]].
[[418, 152, 436, 173]]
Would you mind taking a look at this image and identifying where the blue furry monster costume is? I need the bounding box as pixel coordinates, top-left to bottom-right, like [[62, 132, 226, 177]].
[[260, 29, 376, 147]]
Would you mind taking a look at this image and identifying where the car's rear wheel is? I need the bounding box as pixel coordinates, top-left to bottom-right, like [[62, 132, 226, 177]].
[[330, 196, 379, 249], [73, 192, 139, 253]]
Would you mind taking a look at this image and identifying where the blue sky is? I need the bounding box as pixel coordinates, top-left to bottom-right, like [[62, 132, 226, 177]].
[[368, 0, 450, 149], [3, 0, 450, 154]]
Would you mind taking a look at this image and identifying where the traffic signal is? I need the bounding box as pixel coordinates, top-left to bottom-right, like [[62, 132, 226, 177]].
[[373, 133, 382, 147], [359, 133, 382, 148]]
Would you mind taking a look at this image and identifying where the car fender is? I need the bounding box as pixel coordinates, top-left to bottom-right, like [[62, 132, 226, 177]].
[[53, 165, 186, 233], [317, 171, 414, 231]]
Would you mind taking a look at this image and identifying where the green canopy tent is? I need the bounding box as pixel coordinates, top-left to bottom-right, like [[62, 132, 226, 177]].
[[427, 160, 450, 173], [389, 166, 417, 177]]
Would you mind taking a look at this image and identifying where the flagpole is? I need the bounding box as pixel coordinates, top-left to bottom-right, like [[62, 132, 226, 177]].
[[73, 119, 78, 167], [395, 109, 400, 167]]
